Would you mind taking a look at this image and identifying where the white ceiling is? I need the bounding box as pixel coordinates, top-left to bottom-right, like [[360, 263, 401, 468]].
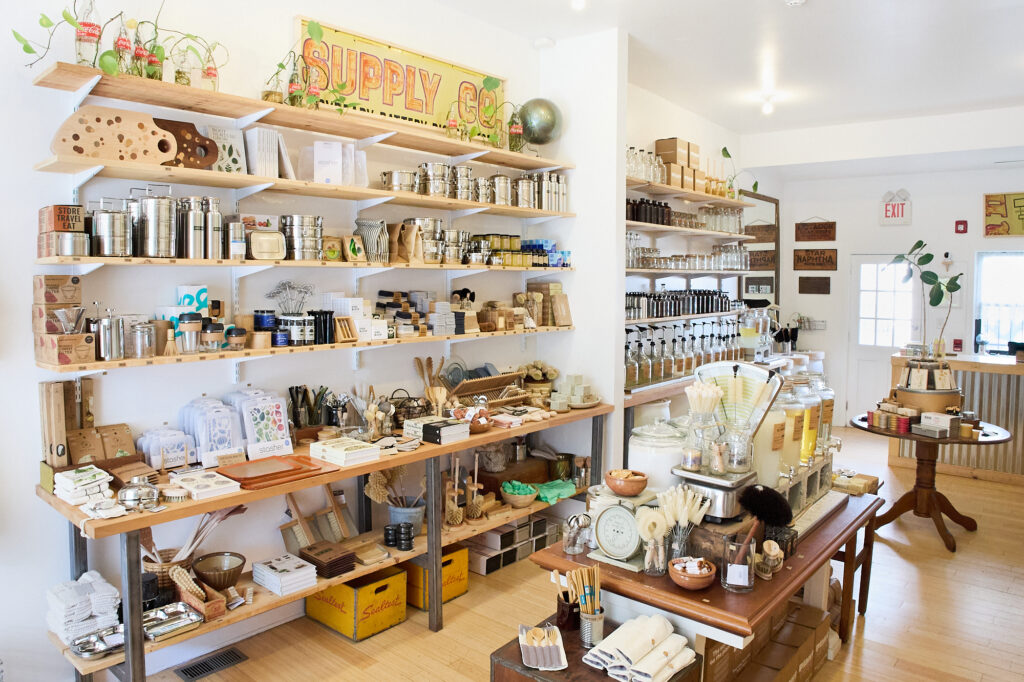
[[433, 0, 1024, 134]]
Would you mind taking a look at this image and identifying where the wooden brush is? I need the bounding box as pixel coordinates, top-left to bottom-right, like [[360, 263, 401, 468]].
[[736, 484, 792, 563]]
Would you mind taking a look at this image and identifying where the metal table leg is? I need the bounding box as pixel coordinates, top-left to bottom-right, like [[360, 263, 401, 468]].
[[425, 456, 443, 632], [590, 414, 605, 485], [622, 406, 634, 469], [119, 530, 145, 681], [356, 474, 373, 533], [68, 523, 93, 682]]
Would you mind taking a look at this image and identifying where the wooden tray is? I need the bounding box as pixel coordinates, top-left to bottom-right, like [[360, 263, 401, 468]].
[[217, 455, 339, 490]]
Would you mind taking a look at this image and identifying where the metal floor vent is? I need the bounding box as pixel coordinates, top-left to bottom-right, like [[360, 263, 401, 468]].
[[174, 647, 248, 680]]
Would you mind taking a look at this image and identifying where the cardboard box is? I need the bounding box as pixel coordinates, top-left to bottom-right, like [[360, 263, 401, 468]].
[[467, 524, 517, 551], [402, 545, 468, 610], [355, 317, 372, 341], [734, 663, 781, 682], [501, 546, 518, 567], [39, 205, 85, 233], [772, 599, 799, 635], [532, 534, 549, 552], [771, 622, 814, 682], [33, 275, 82, 304], [60, 376, 93, 433], [34, 333, 95, 366], [787, 605, 831, 672], [683, 167, 696, 190], [38, 381, 69, 468], [703, 639, 737, 682], [306, 566, 407, 641], [97, 423, 136, 459], [530, 515, 547, 537], [688, 143, 702, 170], [513, 538, 533, 562], [370, 319, 388, 341], [753, 642, 799, 682], [664, 162, 684, 187], [33, 304, 77, 334], [467, 546, 503, 575], [731, 641, 755, 679], [654, 137, 689, 166], [694, 169, 707, 194], [67, 428, 105, 464]]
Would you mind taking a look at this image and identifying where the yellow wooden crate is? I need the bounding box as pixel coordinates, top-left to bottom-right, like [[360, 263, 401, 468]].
[[402, 544, 468, 610], [305, 566, 407, 641]]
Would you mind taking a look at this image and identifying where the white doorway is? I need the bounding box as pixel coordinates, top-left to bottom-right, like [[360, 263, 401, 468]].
[[845, 254, 919, 419]]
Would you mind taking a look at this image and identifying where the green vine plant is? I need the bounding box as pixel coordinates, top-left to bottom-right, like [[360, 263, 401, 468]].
[[12, 9, 82, 65], [721, 147, 758, 193], [264, 21, 357, 115], [891, 240, 963, 352], [453, 76, 503, 146]]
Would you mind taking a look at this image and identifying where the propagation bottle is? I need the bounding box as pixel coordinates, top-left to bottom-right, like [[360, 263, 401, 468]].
[[114, 19, 131, 74], [75, 0, 101, 67]]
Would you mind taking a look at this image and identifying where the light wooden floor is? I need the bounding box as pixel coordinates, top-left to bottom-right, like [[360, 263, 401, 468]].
[[150, 427, 1024, 681]]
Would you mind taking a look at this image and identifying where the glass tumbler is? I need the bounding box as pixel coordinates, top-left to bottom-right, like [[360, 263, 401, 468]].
[[722, 537, 756, 593]]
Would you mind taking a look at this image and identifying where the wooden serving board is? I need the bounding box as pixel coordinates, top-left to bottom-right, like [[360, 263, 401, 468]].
[[154, 118, 218, 169], [51, 105, 177, 165]]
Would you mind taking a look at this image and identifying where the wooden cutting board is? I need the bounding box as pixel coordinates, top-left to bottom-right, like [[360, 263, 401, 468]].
[[51, 105, 177, 165], [153, 118, 219, 169]]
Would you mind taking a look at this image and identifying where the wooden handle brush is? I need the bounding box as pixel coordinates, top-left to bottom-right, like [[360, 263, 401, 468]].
[[736, 484, 792, 564]]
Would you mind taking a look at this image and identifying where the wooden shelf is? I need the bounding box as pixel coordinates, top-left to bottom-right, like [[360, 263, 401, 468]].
[[35, 156, 574, 220], [35, 326, 574, 374], [36, 404, 613, 539], [623, 376, 696, 408], [625, 310, 743, 325], [626, 177, 755, 208], [36, 255, 574, 274], [625, 220, 753, 241], [33, 63, 572, 172], [626, 269, 750, 278]]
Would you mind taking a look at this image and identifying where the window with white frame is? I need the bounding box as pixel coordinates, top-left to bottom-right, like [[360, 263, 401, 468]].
[[857, 262, 914, 347], [976, 251, 1024, 352]]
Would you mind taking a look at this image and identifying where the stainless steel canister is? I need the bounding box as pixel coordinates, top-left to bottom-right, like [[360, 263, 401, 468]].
[[443, 244, 463, 264], [513, 177, 536, 209], [97, 313, 124, 361], [491, 175, 512, 206], [536, 172, 552, 211], [403, 217, 444, 239], [228, 221, 246, 260], [91, 208, 131, 256], [380, 170, 417, 192], [203, 196, 224, 260], [472, 177, 493, 203], [418, 162, 450, 178], [137, 193, 177, 257], [38, 232, 90, 257], [180, 196, 205, 259], [417, 175, 448, 197], [280, 214, 323, 229], [449, 177, 473, 201], [449, 165, 473, 181]]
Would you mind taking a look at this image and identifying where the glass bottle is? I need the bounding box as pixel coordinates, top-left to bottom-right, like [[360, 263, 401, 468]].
[[146, 41, 164, 80], [683, 331, 696, 376], [778, 383, 805, 471], [659, 339, 673, 380], [647, 151, 657, 182], [701, 329, 715, 367], [672, 330, 686, 377], [445, 102, 460, 138], [200, 51, 219, 92], [74, 0, 101, 67], [804, 371, 836, 449], [753, 388, 800, 486], [261, 73, 285, 103], [791, 376, 822, 464], [129, 27, 148, 77], [624, 343, 639, 389], [114, 19, 132, 74], [286, 63, 304, 107], [650, 340, 664, 383], [638, 341, 653, 386], [508, 109, 524, 152], [655, 155, 667, 185]]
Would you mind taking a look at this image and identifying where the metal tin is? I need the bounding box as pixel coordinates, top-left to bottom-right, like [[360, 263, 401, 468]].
[[227, 221, 246, 260], [380, 170, 417, 192], [422, 240, 443, 264], [466, 252, 485, 264], [443, 244, 463, 264], [449, 165, 473, 180], [92, 208, 131, 257], [279, 214, 323, 228], [97, 314, 125, 361], [442, 228, 461, 243], [514, 177, 536, 208], [491, 175, 512, 205], [403, 217, 444, 237], [287, 248, 323, 261], [417, 177, 448, 196], [472, 177, 493, 203], [137, 194, 177, 257], [281, 225, 323, 239], [246, 230, 286, 260], [418, 162, 450, 178], [37, 231, 89, 257]]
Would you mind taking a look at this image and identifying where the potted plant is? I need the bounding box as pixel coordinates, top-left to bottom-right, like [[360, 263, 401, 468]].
[[720, 147, 759, 199], [363, 466, 426, 535], [264, 21, 358, 114], [891, 241, 963, 358]]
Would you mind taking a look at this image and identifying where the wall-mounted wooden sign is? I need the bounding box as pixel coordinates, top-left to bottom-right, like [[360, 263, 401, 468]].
[[793, 249, 837, 271], [749, 250, 777, 271], [798, 276, 831, 294], [795, 221, 836, 242], [744, 223, 778, 244]]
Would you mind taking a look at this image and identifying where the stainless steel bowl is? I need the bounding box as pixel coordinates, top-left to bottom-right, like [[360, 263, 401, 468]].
[[117, 475, 160, 511], [466, 252, 485, 264], [442, 228, 461, 243]]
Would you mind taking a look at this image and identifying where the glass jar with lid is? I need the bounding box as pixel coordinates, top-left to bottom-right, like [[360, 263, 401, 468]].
[[790, 376, 822, 464], [752, 387, 800, 486], [628, 420, 689, 490], [802, 371, 836, 447], [725, 427, 753, 474]]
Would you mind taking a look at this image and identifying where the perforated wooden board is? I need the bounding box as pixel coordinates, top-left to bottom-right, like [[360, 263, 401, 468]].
[[154, 119, 218, 169], [51, 105, 176, 164]]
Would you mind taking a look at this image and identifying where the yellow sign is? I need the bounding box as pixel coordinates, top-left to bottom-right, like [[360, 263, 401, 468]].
[[298, 19, 505, 135], [984, 192, 1024, 236]]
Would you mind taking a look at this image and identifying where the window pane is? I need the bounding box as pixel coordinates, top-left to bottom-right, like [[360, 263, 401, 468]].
[[893, 320, 912, 347], [895, 292, 913, 320], [877, 264, 895, 291], [859, 319, 875, 346], [877, 291, 894, 319], [860, 292, 876, 317], [876, 319, 894, 346], [860, 264, 877, 291]]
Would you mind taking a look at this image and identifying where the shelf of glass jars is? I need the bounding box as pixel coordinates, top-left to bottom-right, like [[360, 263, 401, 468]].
[[35, 156, 575, 221], [36, 326, 573, 374], [34, 62, 574, 172], [626, 269, 750, 278], [625, 219, 753, 241], [625, 310, 743, 326], [625, 177, 755, 208]]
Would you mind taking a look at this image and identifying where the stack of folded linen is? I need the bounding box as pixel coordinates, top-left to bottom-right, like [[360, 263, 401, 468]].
[[45, 570, 121, 644], [582, 615, 697, 682]]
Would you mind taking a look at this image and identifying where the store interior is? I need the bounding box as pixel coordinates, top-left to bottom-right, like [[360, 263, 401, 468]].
[[3, 1, 1024, 680]]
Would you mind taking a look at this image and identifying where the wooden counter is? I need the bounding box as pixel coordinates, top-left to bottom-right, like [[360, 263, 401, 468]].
[[889, 354, 1023, 482]]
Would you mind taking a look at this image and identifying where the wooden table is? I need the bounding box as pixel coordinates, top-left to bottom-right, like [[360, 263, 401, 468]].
[[531, 494, 882, 644], [490, 616, 702, 682], [849, 414, 1011, 551]]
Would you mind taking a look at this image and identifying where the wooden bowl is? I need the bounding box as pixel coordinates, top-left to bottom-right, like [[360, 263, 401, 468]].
[[469, 420, 492, 434], [604, 470, 648, 497], [668, 558, 717, 590], [501, 484, 539, 509]]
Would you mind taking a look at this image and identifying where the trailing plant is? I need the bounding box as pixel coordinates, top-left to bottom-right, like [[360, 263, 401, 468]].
[[445, 76, 504, 146], [720, 147, 758, 194], [265, 21, 357, 114], [891, 240, 963, 352]]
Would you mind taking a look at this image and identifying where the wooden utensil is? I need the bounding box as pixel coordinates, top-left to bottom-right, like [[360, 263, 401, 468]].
[[52, 105, 177, 165]]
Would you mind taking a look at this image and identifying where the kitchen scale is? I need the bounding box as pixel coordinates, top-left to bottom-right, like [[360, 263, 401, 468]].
[[586, 503, 644, 572], [670, 467, 756, 523]]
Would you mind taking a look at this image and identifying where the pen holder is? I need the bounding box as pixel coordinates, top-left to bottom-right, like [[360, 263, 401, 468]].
[[579, 608, 605, 648], [555, 592, 580, 631]]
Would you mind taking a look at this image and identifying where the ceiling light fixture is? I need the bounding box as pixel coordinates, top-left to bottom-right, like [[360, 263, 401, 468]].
[[571, 0, 586, 10], [761, 97, 775, 115]]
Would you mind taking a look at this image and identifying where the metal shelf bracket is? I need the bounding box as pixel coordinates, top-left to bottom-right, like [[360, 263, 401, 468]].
[[356, 132, 396, 149], [524, 215, 561, 226], [235, 182, 274, 201], [72, 165, 104, 191], [450, 208, 487, 220], [233, 107, 274, 130], [356, 197, 394, 212], [72, 74, 101, 108], [447, 151, 487, 165]]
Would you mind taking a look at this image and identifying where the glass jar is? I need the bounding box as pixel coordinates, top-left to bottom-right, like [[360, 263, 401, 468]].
[[725, 427, 753, 474], [791, 377, 822, 464], [261, 74, 285, 103], [200, 322, 224, 352], [803, 371, 835, 448], [778, 383, 805, 471], [628, 420, 689, 490], [722, 537, 755, 593], [753, 388, 800, 486], [669, 415, 702, 472], [643, 537, 668, 577]]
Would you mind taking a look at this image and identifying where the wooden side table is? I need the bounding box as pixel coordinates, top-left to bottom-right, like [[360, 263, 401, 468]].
[[849, 414, 1011, 552]]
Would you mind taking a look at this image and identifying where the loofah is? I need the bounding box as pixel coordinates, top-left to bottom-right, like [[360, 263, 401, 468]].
[[364, 471, 390, 504]]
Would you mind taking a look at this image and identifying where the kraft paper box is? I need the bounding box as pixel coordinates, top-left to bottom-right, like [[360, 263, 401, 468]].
[[154, 306, 194, 337], [33, 275, 82, 304], [684, 168, 696, 190], [771, 622, 814, 682], [786, 605, 831, 672], [35, 333, 95, 366], [753, 641, 800, 682], [688, 142, 702, 169], [654, 137, 689, 165], [33, 304, 78, 333], [665, 162, 684, 187], [39, 205, 85, 233]]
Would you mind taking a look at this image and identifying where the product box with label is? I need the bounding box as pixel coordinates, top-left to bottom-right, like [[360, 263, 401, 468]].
[[694, 169, 707, 194], [464, 524, 517, 550], [370, 319, 388, 341], [305, 566, 406, 641], [530, 515, 547, 537], [33, 275, 82, 304], [334, 297, 366, 319], [654, 137, 689, 166], [771, 622, 814, 682], [688, 143, 701, 170], [355, 317, 372, 341], [683, 167, 696, 190], [703, 639, 739, 682], [734, 663, 780, 682], [39, 205, 85, 233], [786, 605, 831, 672], [664, 162, 684, 187], [422, 419, 469, 445], [33, 304, 78, 333], [921, 411, 960, 431], [467, 545, 503, 575], [229, 213, 279, 231], [752, 641, 800, 682], [402, 545, 468, 610], [911, 422, 949, 439], [35, 333, 95, 366], [532, 533, 549, 552]]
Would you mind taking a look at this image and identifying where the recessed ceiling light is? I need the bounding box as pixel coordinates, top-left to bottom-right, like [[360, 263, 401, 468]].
[[785, 0, 806, 6], [761, 97, 775, 115], [532, 37, 556, 49], [571, 0, 586, 10]]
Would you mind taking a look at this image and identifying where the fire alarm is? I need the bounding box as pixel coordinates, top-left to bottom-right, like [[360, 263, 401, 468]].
[[953, 339, 963, 352], [955, 220, 967, 234]]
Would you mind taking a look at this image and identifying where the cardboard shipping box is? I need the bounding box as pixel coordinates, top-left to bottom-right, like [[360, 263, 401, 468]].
[[752, 641, 800, 682], [771, 622, 814, 682], [654, 137, 689, 166], [787, 604, 832, 672], [735, 663, 783, 682], [688, 143, 702, 171], [664, 162, 684, 187], [703, 639, 739, 682], [683, 167, 696, 190]]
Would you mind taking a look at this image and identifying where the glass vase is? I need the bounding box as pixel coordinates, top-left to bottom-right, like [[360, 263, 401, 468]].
[[643, 536, 668, 576], [668, 523, 692, 561]]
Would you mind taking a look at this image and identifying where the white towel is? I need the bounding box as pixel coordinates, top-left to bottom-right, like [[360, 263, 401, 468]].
[[614, 614, 673, 665], [581, 615, 649, 670], [651, 647, 697, 682], [629, 633, 688, 680]]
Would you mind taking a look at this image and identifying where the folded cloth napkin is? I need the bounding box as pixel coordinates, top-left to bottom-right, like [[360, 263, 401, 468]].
[[80, 571, 121, 614], [535, 479, 578, 504], [651, 647, 697, 682], [608, 669, 631, 682], [47, 612, 118, 644], [581, 615, 650, 670], [630, 633, 688, 680], [614, 614, 673, 666]]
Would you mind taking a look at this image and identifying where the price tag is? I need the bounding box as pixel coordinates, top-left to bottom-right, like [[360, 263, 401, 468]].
[[771, 422, 785, 450], [726, 563, 749, 586], [821, 399, 835, 424]]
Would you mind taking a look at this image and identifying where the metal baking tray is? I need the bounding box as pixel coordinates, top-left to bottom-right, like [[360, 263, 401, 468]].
[[142, 602, 203, 641], [70, 624, 125, 659]]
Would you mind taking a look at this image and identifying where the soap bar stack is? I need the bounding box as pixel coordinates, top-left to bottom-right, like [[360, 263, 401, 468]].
[[54, 465, 114, 506], [46, 570, 121, 644], [582, 614, 697, 682]]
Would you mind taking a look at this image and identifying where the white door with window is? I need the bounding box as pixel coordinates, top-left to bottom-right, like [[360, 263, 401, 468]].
[[845, 254, 918, 419]]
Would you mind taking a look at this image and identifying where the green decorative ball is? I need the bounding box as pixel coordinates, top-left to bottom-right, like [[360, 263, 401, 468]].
[[519, 98, 562, 145]]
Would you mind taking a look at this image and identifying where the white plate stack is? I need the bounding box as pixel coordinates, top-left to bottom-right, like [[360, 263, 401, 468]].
[[252, 554, 318, 596]]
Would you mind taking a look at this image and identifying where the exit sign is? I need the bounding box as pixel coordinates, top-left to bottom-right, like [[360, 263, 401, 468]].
[[880, 189, 912, 225]]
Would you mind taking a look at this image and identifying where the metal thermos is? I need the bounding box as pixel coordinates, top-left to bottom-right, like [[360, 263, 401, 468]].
[[558, 175, 567, 212], [180, 196, 205, 259], [227, 221, 246, 260], [97, 311, 124, 361], [137, 191, 177, 257], [203, 196, 224, 260], [536, 172, 552, 211]]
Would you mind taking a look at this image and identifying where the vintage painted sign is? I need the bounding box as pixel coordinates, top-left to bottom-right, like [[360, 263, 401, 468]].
[[793, 249, 837, 271], [744, 223, 778, 244], [983, 192, 1024, 236], [798, 277, 831, 295], [880, 189, 912, 225], [749, 249, 777, 271], [794, 221, 836, 242], [297, 19, 505, 135]]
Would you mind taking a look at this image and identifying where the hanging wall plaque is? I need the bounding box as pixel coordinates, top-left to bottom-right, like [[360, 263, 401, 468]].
[[744, 223, 778, 244], [749, 250, 777, 271], [798, 277, 831, 294], [793, 249, 837, 271], [794, 221, 836, 242]]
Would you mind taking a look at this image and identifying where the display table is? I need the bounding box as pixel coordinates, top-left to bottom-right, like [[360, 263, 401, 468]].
[[850, 413, 1010, 552], [490, 616, 701, 682], [531, 494, 882, 645]]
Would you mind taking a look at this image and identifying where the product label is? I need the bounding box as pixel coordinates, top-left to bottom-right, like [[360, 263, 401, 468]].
[[76, 22, 100, 41], [791, 412, 804, 440], [821, 398, 835, 424], [806, 404, 821, 430], [771, 422, 785, 450], [510, 124, 523, 135], [447, 118, 457, 128], [306, 82, 320, 96], [147, 52, 161, 65], [115, 35, 131, 51], [288, 82, 303, 94], [203, 65, 218, 79], [133, 44, 148, 59]]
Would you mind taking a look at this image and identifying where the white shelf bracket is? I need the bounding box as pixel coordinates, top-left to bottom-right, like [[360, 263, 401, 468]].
[[450, 208, 487, 220], [356, 132, 396, 150], [233, 107, 275, 130], [72, 165, 104, 191], [231, 264, 274, 280], [73, 263, 105, 276], [351, 349, 363, 372], [232, 359, 244, 384], [520, 335, 528, 352], [524, 215, 560, 226], [447, 151, 487, 165], [235, 182, 274, 201], [530, 165, 564, 173], [72, 75, 102, 108], [449, 268, 487, 279], [356, 197, 394, 212]]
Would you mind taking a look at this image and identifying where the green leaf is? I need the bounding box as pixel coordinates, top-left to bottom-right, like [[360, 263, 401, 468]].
[[488, 133, 499, 145], [305, 93, 318, 104], [721, 146, 732, 159], [916, 253, 934, 265], [227, 145, 233, 155], [39, 13, 54, 28], [482, 104, 495, 118], [482, 75, 501, 92], [306, 20, 323, 43], [12, 29, 28, 45], [23, 43, 36, 54], [277, 62, 285, 70], [911, 239, 925, 253], [186, 44, 202, 62], [152, 45, 165, 61], [752, 180, 758, 193], [98, 50, 119, 75], [62, 9, 81, 30], [945, 280, 962, 293], [469, 125, 480, 138], [338, 81, 347, 90], [929, 283, 944, 307], [920, 270, 939, 285], [185, 33, 198, 40]]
